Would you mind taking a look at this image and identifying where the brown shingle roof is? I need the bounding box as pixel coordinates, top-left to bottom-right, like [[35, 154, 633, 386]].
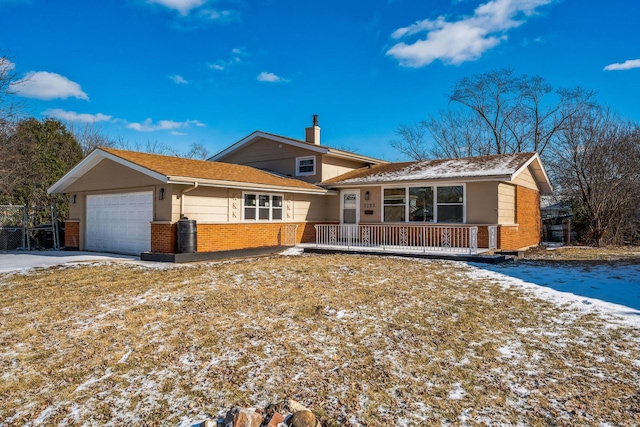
[[322, 152, 537, 185], [100, 147, 324, 191]]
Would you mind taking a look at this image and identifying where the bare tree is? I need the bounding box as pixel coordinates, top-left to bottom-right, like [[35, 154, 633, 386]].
[[0, 52, 25, 126], [426, 109, 488, 158], [391, 68, 596, 160], [0, 52, 26, 190], [549, 108, 640, 245], [69, 122, 118, 155], [183, 142, 209, 160], [450, 68, 518, 154], [389, 122, 431, 161]]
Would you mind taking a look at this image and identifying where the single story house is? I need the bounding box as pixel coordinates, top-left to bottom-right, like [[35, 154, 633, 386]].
[[49, 118, 553, 255]]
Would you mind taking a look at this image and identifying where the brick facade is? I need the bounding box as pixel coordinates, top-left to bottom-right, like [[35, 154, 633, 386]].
[[64, 220, 80, 250], [149, 221, 327, 254], [196, 222, 326, 252], [497, 186, 541, 250], [151, 222, 177, 253]]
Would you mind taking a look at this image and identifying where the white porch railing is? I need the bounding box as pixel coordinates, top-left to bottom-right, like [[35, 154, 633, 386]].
[[488, 225, 498, 250], [315, 224, 489, 255]]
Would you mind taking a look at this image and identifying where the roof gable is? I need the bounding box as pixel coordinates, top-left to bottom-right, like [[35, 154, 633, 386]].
[[322, 152, 553, 194], [49, 147, 328, 194], [210, 131, 386, 165]]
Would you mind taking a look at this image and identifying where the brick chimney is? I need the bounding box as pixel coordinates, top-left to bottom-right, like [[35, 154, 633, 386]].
[[305, 114, 320, 145]]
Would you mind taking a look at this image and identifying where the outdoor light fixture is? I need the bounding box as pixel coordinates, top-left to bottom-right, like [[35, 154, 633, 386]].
[[365, 191, 370, 200], [72, 194, 77, 204], [159, 188, 165, 200]]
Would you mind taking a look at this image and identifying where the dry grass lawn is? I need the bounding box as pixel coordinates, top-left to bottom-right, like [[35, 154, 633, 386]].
[[525, 245, 640, 262], [1, 253, 639, 426]]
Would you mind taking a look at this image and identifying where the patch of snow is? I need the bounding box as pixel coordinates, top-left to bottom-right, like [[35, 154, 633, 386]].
[[468, 262, 640, 328], [74, 368, 113, 393], [0, 250, 138, 274], [448, 382, 466, 400], [33, 405, 57, 425], [280, 247, 303, 256], [497, 341, 523, 359], [337, 154, 528, 184], [118, 347, 134, 364]]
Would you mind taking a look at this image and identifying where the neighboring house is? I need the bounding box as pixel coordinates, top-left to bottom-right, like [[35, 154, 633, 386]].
[[541, 196, 574, 243], [49, 118, 553, 256]]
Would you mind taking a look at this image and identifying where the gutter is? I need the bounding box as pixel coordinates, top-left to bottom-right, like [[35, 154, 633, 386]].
[[179, 182, 199, 218], [167, 177, 330, 195]]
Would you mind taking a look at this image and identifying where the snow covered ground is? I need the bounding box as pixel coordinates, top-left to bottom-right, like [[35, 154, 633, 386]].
[[473, 260, 640, 327], [1, 249, 639, 425], [0, 250, 149, 274]]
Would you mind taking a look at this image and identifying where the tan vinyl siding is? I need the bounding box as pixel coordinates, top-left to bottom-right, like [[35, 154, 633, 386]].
[[513, 166, 540, 191], [65, 159, 162, 192], [321, 155, 370, 181], [293, 198, 312, 222], [170, 188, 182, 222], [181, 187, 229, 223], [466, 181, 499, 224], [498, 183, 516, 224], [221, 137, 321, 182], [324, 193, 341, 222], [292, 194, 330, 221]]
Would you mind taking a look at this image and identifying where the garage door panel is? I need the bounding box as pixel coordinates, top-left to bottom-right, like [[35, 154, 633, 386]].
[[86, 191, 153, 255]]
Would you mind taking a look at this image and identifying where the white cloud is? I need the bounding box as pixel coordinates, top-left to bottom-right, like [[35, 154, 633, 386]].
[[206, 47, 247, 72], [147, 0, 239, 21], [387, 0, 554, 67], [0, 58, 16, 72], [170, 74, 189, 84], [199, 8, 237, 21], [148, 0, 204, 15], [10, 71, 88, 100], [127, 118, 205, 132], [603, 59, 640, 71], [257, 72, 288, 83], [170, 131, 187, 136], [44, 109, 112, 123], [207, 61, 225, 71]]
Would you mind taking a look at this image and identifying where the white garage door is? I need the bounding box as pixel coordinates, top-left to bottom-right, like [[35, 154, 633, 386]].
[[86, 191, 153, 255]]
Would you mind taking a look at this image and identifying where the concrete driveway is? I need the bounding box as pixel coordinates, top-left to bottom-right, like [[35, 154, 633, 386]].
[[0, 251, 139, 274]]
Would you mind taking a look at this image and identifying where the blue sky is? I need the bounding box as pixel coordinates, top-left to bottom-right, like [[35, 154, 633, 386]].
[[1, 0, 639, 161]]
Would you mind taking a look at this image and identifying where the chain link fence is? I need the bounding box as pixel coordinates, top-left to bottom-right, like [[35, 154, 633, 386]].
[[0, 205, 61, 251]]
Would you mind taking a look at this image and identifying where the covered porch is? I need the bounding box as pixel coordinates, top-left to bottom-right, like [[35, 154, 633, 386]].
[[301, 224, 498, 255]]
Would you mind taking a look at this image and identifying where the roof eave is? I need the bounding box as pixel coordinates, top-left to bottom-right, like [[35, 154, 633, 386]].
[[511, 152, 554, 195], [325, 148, 387, 165], [167, 176, 329, 195], [321, 174, 516, 188], [48, 149, 168, 194]]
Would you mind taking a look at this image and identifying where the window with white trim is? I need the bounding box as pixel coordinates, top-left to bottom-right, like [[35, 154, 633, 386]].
[[243, 193, 283, 221], [436, 186, 464, 223], [296, 156, 316, 176], [383, 185, 464, 223]]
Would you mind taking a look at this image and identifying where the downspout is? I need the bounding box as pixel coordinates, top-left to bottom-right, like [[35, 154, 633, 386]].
[[179, 182, 199, 219]]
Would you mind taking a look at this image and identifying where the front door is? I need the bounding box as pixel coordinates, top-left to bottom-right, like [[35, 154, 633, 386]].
[[341, 190, 360, 224]]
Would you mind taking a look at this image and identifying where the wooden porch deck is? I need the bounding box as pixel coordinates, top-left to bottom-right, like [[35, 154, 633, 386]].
[[309, 224, 498, 256]]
